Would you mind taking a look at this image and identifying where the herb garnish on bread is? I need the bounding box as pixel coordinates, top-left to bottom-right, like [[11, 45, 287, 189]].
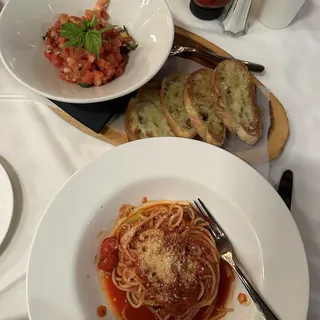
[[184, 69, 226, 146], [212, 60, 262, 145], [160, 74, 196, 138]]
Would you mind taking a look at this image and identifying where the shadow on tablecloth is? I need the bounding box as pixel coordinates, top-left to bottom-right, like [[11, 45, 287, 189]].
[[0, 156, 23, 256]]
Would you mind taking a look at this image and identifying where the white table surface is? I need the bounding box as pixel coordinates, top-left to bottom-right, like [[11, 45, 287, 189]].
[[0, 0, 319, 319]]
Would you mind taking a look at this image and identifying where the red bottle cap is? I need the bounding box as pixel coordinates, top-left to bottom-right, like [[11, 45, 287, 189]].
[[189, 0, 225, 20]]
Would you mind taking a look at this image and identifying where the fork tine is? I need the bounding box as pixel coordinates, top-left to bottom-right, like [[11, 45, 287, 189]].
[[194, 200, 211, 220], [192, 201, 219, 239], [192, 201, 209, 221], [197, 198, 225, 236]]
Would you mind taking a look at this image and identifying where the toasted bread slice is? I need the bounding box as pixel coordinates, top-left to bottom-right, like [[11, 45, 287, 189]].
[[125, 98, 175, 141], [160, 74, 196, 138], [212, 60, 262, 145], [184, 69, 226, 146], [136, 80, 162, 107]]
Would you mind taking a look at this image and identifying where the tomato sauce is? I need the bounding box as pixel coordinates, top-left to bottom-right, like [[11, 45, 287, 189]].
[[102, 260, 234, 320]]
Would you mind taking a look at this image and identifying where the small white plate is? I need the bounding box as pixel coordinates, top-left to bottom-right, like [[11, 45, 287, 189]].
[[27, 138, 309, 320], [0, 162, 14, 246]]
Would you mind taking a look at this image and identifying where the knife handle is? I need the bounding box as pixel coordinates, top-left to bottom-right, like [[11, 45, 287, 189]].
[[277, 170, 293, 210]]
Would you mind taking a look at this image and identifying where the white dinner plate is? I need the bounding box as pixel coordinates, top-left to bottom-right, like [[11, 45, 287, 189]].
[[27, 138, 309, 320], [0, 162, 14, 247]]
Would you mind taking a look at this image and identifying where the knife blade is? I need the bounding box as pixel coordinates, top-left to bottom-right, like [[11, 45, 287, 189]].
[[277, 170, 293, 210]]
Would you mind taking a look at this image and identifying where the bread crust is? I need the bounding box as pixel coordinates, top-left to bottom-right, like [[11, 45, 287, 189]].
[[125, 98, 141, 141]]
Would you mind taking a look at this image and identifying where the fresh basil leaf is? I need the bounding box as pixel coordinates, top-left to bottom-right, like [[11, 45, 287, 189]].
[[61, 22, 83, 39], [64, 33, 85, 48], [82, 19, 90, 31], [84, 30, 101, 57], [89, 15, 98, 28], [78, 83, 90, 88], [99, 24, 117, 34]]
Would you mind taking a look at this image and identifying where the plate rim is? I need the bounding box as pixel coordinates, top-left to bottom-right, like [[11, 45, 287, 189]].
[[0, 162, 14, 247], [26, 137, 310, 319]]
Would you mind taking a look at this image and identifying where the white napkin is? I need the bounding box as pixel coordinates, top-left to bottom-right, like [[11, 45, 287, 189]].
[[0, 62, 111, 316]]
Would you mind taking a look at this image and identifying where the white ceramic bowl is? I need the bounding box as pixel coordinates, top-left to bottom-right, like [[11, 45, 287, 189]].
[[0, 0, 174, 103]]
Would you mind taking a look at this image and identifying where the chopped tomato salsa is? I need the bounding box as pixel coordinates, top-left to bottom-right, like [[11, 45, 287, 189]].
[[43, 1, 136, 87]]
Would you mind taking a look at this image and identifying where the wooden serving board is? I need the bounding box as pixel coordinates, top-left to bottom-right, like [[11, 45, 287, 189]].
[[49, 26, 289, 161]]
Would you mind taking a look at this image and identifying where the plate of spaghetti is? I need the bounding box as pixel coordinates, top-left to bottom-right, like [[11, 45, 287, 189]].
[[97, 200, 234, 320], [26, 138, 309, 320]]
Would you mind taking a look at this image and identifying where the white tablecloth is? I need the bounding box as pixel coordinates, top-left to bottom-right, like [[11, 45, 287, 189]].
[[0, 0, 320, 319]]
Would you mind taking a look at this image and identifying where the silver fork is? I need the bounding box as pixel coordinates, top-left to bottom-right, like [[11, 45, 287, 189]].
[[193, 198, 280, 320]]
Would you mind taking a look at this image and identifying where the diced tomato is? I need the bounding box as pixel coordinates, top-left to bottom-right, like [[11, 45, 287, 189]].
[[114, 66, 124, 77], [45, 37, 52, 46], [87, 54, 96, 63], [100, 237, 117, 260], [44, 51, 52, 60], [59, 14, 69, 24], [51, 54, 63, 68], [59, 48, 69, 60], [96, 58, 107, 70], [59, 73, 75, 83], [102, 41, 112, 51], [94, 9, 102, 21], [69, 48, 78, 59], [104, 29, 118, 37], [106, 65, 116, 80], [85, 9, 95, 21], [45, 37, 58, 49], [113, 51, 123, 64], [98, 237, 119, 273], [93, 70, 104, 86], [105, 54, 116, 65], [70, 15, 81, 24], [101, 10, 109, 20], [110, 38, 122, 48], [98, 252, 119, 273], [66, 57, 76, 68], [81, 70, 94, 84], [44, 9, 130, 87], [81, 61, 92, 72], [54, 19, 61, 29], [58, 37, 65, 45], [96, 59, 115, 80]]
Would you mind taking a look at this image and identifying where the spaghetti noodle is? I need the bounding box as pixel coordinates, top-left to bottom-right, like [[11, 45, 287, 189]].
[[97, 200, 234, 320]]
